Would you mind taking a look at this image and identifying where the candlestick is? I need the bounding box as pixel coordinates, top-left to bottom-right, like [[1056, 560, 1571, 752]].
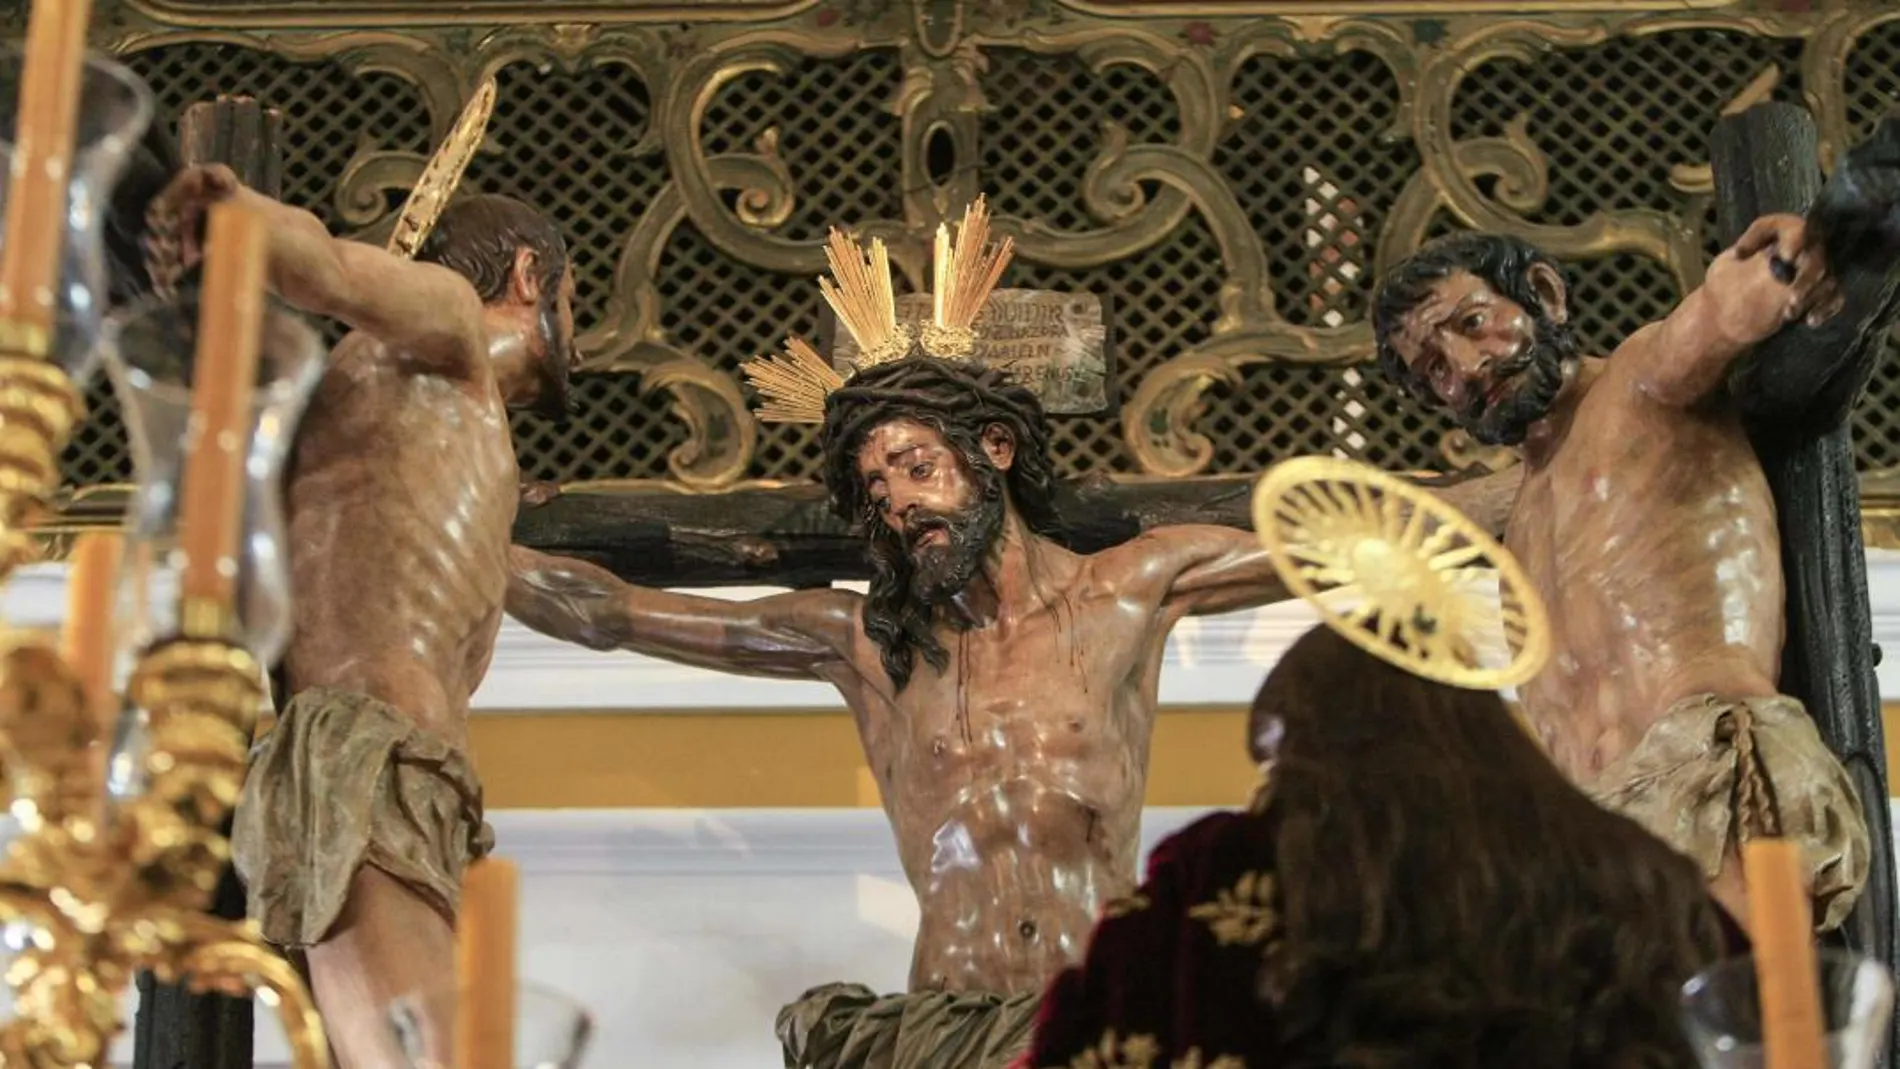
[[61, 531, 123, 731], [177, 201, 267, 626], [457, 857, 519, 1069], [1743, 839, 1825, 1069], [0, 0, 95, 349]]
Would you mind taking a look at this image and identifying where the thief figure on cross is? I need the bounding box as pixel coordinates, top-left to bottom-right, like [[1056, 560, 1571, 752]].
[[1369, 121, 1900, 936]]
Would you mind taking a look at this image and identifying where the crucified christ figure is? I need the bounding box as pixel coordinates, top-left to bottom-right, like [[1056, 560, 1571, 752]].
[[507, 356, 1520, 1069], [1372, 217, 1877, 935], [151, 164, 580, 1068]]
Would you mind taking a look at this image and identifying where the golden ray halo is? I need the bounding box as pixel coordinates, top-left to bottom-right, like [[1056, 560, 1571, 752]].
[[386, 76, 498, 260], [741, 197, 1014, 424], [1251, 455, 1551, 690]]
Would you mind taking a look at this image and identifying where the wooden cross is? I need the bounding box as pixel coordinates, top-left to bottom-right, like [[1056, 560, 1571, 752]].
[[1710, 101, 1900, 1062]]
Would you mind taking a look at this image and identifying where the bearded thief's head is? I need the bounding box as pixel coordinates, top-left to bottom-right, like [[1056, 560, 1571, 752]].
[[1373, 233, 1583, 448]]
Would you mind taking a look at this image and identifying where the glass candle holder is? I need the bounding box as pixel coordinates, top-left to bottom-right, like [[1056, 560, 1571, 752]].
[[104, 284, 323, 665], [388, 980, 594, 1069], [1680, 948, 1896, 1068], [0, 48, 155, 382], [0, 50, 154, 575]]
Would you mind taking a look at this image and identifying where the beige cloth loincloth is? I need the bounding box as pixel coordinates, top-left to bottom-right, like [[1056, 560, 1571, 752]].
[[231, 687, 495, 948], [777, 982, 1039, 1069], [1586, 692, 1869, 930]]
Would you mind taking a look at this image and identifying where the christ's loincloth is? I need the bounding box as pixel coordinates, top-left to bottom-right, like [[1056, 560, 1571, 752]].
[[777, 982, 1040, 1069], [1586, 692, 1870, 929], [230, 686, 495, 948]]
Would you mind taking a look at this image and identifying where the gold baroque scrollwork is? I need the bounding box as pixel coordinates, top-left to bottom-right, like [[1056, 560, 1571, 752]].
[[122, 0, 827, 29], [65, 0, 1900, 499], [986, 29, 1227, 270], [1410, 21, 1707, 289], [1114, 18, 1408, 475]]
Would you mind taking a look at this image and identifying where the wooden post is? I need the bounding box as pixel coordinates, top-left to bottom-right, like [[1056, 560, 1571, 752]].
[[178, 96, 284, 198], [1710, 101, 1900, 1067], [128, 95, 283, 1069]]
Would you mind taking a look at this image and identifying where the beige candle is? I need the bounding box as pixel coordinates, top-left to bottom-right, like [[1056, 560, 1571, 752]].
[[0, 0, 95, 348], [1743, 838, 1825, 1069], [456, 857, 518, 1069], [177, 202, 266, 621], [61, 531, 122, 730]]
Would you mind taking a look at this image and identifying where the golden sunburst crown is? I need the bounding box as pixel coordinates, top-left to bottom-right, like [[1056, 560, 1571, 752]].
[[1250, 456, 1552, 691], [741, 198, 1015, 424]]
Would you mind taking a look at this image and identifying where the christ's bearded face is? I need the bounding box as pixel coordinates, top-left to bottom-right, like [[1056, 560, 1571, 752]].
[[855, 416, 1005, 603], [1387, 269, 1579, 447]]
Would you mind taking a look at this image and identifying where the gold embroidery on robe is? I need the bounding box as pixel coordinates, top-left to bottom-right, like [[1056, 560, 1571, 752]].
[[1102, 891, 1152, 919], [1063, 1030, 1161, 1069], [1188, 871, 1278, 946], [1173, 1050, 1245, 1069]]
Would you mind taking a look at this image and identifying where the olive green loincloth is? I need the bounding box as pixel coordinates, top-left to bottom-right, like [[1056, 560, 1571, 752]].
[[777, 982, 1040, 1069], [230, 686, 495, 948], [1586, 692, 1870, 930]]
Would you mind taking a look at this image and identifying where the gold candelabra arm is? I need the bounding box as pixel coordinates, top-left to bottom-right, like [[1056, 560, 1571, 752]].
[[0, 637, 104, 833], [0, 351, 85, 580], [127, 638, 263, 843], [0, 929, 123, 1069], [0, 882, 64, 934]]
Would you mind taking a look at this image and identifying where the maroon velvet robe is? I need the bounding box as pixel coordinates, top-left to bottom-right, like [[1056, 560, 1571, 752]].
[[1015, 810, 1278, 1069], [1016, 808, 1749, 1069]]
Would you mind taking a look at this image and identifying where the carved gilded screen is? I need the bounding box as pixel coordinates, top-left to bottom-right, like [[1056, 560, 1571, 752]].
[[46, 1, 1900, 491]]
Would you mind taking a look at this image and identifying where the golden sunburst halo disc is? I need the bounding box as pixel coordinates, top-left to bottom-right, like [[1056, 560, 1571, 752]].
[[1250, 456, 1551, 690]]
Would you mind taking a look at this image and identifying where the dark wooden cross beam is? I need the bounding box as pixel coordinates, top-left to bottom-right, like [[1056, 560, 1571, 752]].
[[513, 473, 1258, 587], [130, 94, 281, 1069], [1710, 101, 1900, 1067]]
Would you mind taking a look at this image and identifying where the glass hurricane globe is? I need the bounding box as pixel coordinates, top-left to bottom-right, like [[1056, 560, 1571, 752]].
[[103, 285, 324, 666], [0, 48, 155, 382]]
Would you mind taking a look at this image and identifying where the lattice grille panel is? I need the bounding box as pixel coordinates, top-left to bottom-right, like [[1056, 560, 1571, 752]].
[[1451, 31, 1805, 360], [514, 374, 685, 484], [120, 44, 433, 234], [701, 51, 906, 241], [62, 43, 432, 488], [1005, 215, 1226, 474], [661, 220, 826, 480], [1846, 20, 1900, 471], [980, 50, 1181, 232], [457, 60, 681, 481], [642, 51, 907, 482], [1219, 50, 1416, 330], [1454, 31, 1806, 227]]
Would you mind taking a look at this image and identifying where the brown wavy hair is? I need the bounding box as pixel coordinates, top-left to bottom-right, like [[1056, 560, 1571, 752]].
[[1251, 624, 1731, 1067]]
